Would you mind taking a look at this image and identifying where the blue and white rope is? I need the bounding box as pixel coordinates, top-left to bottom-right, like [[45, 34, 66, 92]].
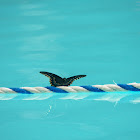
[[0, 83, 140, 103], [0, 83, 140, 94]]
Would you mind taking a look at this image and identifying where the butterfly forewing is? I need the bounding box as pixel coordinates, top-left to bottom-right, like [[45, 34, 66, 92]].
[[65, 75, 86, 86]]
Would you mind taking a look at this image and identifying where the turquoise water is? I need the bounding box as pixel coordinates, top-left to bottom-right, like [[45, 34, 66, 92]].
[[0, 0, 140, 139]]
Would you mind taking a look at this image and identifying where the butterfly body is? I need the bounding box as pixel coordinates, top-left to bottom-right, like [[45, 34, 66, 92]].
[[40, 71, 86, 87]]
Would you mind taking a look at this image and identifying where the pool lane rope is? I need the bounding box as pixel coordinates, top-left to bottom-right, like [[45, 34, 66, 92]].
[[0, 83, 140, 94]]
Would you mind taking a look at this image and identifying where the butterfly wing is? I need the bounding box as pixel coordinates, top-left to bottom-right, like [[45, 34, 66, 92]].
[[40, 71, 63, 87], [65, 75, 86, 86]]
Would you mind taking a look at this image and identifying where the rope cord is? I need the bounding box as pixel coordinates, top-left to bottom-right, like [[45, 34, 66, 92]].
[[0, 83, 140, 102], [0, 83, 140, 94]]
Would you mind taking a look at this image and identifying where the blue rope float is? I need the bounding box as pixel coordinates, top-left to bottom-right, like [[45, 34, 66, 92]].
[[45, 86, 68, 93], [117, 84, 140, 91], [10, 88, 33, 94], [81, 86, 105, 92]]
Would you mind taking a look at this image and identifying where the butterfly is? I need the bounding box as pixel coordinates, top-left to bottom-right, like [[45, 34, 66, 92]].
[[40, 71, 86, 87]]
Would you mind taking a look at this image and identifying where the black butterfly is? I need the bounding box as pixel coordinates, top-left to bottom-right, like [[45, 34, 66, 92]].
[[40, 71, 86, 87]]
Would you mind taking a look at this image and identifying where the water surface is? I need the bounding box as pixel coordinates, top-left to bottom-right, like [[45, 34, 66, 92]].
[[0, 0, 140, 139]]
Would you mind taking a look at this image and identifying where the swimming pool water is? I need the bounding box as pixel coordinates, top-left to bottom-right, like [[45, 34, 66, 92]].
[[0, 0, 140, 139], [0, 100, 140, 140]]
